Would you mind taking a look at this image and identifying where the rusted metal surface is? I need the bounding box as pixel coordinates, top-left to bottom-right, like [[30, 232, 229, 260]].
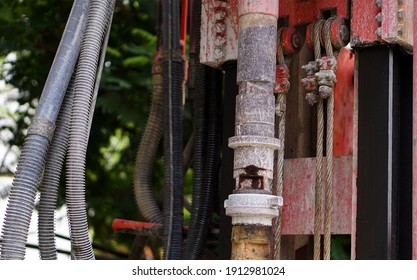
[[279, 0, 349, 26], [231, 225, 271, 260], [200, 0, 238, 67], [413, 0, 417, 260], [351, 0, 381, 48], [225, 0, 279, 260], [351, 0, 413, 49], [334, 47, 354, 156], [381, 0, 413, 49], [280, 27, 302, 56], [281, 156, 353, 235], [201, 0, 350, 67]]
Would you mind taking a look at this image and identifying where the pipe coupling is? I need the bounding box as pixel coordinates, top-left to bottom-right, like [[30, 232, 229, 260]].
[[224, 193, 282, 226]]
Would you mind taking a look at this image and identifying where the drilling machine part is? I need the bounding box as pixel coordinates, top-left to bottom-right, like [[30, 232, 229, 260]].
[[224, 0, 280, 260]]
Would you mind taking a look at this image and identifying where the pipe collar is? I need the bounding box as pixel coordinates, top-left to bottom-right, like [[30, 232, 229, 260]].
[[224, 193, 282, 226]]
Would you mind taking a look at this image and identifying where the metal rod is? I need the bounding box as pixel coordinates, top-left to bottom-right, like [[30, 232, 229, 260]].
[[225, 0, 280, 260]]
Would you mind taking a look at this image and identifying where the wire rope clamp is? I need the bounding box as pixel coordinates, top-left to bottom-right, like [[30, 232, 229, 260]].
[[315, 56, 337, 99], [224, 193, 282, 226]]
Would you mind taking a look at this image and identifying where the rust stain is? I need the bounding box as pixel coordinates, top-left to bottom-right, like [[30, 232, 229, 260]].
[[231, 225, 271, 260]]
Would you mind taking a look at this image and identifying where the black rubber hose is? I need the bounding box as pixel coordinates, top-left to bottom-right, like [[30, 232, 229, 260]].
[[184, 0, 207, 259], [66, 0, 115, 260], [38, 74, 75, 260], [186, 68, 223, 259], [0, 0, 90, 260], [161, 0, 184, 260]]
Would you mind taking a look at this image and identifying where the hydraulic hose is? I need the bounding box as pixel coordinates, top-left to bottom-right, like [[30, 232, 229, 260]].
[[133, 0, 164, 225], [162, 0, 184, 260], [186, 68, 223, 259], [133, 68, 164, 224], [0, 0, 90, 260], [184, 0, 207, 259], [66, 0, 115, 260], [38, 74, 76, 260]]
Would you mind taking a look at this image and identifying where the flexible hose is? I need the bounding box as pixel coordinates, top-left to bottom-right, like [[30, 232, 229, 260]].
[[184, 0, 207, 259], [38, 74, 75, 260], [0, 0, 90, 260], [133, 71, 164, 224], [186, 68, 223, 259], [66, 0, 115, 260], [162, 0, 184, 260], [133, 0, 164, 225]]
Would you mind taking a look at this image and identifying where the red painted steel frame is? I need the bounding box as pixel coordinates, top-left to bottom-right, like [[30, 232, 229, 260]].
[[279, 0, 349, 26], [413, 0, 417, 260], [334, 48, 355, 156], [281, 156, 353, 235]]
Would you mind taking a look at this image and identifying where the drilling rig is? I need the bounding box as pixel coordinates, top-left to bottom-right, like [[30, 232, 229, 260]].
[[1, 0, 416, 260]]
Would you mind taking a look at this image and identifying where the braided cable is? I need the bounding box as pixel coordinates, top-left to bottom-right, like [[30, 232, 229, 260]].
[[322, 18, 335, 260], [273, 28, 288, 260], [313, 20, 324, 261]]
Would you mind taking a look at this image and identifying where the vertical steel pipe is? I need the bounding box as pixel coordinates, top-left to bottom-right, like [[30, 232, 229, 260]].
[[413, 0, 417, 260], [224, 0, 280, 260]]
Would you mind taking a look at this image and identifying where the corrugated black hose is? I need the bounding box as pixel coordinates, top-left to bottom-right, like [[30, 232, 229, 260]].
[[184, 0, 207, 259], [162, 0, 184, 260], [0, 0, 90, 260], [38, 74, 76, 260], [187, 67, 223, 259], [66, 0, 115, 260]]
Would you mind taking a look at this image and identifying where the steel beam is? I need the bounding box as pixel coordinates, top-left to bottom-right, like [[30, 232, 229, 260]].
[[356, 46, 412, 259]]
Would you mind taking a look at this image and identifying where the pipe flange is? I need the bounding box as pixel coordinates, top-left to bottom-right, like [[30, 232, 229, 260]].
[[228, 135, 280, 150], [224, 193, 282, 226]]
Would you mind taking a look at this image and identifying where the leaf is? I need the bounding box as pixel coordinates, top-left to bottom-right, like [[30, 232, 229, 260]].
[[122, 55, 150, 68]]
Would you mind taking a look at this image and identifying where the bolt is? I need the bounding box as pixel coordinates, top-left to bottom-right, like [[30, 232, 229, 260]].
[[215, 22, 226, 33], [398, 24, 404, 35], [215, 35, 226, 46], [214, 48, 224, 59], [397, 9, 405, 19], [375, 12, 382, 23], [215, 9, 227, 21], [376, 27, 382, 37], [375, 0, 382, 8], [290, 32, 301, 50], [339, 24, 350, 44]]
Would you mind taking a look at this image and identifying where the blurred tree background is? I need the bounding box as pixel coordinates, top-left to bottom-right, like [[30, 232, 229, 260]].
[[0, 0, 173, 258]]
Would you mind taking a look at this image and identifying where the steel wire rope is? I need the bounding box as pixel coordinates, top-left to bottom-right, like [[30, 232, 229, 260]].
[[273, 28, 288, 260]]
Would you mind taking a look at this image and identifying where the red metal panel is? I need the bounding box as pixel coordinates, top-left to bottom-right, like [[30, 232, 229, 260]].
[[281, 156, 352, 235], [334, 47, 355, 156], [381, 0, 413, 49], [279, 0, 349, 26], [351, 0, 413, 49], [351, 0, 381, 47]]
